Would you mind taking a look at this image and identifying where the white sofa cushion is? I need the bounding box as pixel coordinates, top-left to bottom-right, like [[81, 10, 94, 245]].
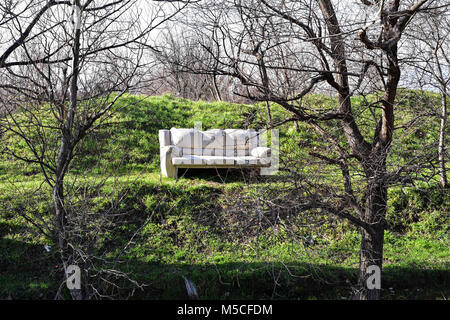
[[170, 128, 199, 148], [201, 129, 225, 149], [169, 128, 266, 157], [170, 128, 216, 149], [201, 129, 256, 150], [224, 129, 250, 149], [250, 147, 271, 158]]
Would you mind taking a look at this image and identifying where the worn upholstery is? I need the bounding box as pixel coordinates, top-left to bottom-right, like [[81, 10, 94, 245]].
[[159, 128, 271, 178]]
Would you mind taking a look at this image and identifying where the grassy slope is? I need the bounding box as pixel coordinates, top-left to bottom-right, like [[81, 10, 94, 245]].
[[0, 93, 448, 300]]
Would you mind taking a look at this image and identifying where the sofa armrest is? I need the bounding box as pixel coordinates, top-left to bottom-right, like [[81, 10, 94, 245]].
[[251, 146, 271, 158], [159, 130, 171, 147], [160, 145, 180, 178]]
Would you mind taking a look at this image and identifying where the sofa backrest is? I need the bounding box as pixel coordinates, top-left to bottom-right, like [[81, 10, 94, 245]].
[[168, 128, 263, 156]]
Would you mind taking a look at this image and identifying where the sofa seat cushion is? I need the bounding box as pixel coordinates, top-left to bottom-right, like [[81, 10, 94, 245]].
[[172, 155, 271, 166]]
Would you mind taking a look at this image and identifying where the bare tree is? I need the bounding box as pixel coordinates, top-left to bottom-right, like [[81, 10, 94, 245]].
[[405, 5, 449, 188], [173, 0, 444, 299], [0, 1, 71, 70], [0, 0, 188, 299], [151, 28, 241, 101]]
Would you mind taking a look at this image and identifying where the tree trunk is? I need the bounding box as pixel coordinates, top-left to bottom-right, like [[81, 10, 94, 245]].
[[439, 91, 448, 188], [357, 176, 387, 300], [317, 0, 386, 300], [54, 174, 83, 300], [54, 0, 83, 300], [358, 227, 384, 300], [54, 179, 67, 264]]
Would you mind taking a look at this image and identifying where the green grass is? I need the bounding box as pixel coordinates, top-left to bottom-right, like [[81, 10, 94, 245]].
[[0, 92, 449, 300]]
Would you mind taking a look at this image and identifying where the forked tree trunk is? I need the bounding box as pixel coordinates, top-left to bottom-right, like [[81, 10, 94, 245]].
[[316, 0, 390, 300]]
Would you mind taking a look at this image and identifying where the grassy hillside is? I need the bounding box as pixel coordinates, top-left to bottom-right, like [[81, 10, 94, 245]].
[[0, 92, 448, 299]]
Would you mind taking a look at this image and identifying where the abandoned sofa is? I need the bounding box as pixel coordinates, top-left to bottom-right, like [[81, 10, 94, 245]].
[[159, 128, 271, 178]]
